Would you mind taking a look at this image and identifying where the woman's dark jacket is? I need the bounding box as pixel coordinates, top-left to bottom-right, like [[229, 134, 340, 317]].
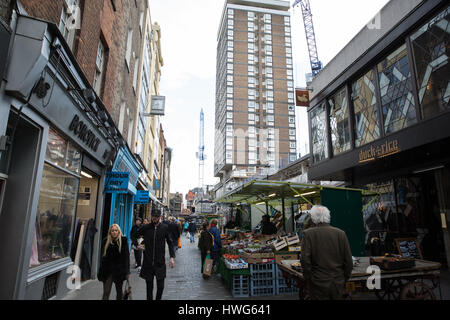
[[130, 224, 142, 246], [97, 236, 130, 282], [198, 230, 213, 253], [168, 222, 180, 243], [137, 222, 175, 280]]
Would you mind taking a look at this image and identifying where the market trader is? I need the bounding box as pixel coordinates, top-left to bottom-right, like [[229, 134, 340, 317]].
[[261, 214, 277, 235], [300, 205, 353, 300], [137, 208, 175, 300]]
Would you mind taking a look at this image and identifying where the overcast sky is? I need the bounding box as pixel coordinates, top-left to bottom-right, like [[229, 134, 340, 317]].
[[150, 0, 390, 197]]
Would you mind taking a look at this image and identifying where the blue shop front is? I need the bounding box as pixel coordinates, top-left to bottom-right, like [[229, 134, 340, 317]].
[[103, 146, 142, 247]]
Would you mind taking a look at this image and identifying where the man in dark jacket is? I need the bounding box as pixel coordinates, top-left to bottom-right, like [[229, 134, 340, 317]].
[[261, 215, 277, 235], [137, 209, 175, 300], [188, 221, 197, 243], [130, 217, 143, 269], [300, 205, 353, 300]]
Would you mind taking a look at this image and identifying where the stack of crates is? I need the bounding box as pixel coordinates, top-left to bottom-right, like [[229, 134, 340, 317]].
[[249, 262, 276, 296], [231, 274, 250, 298], [275, 265, 299, 295]]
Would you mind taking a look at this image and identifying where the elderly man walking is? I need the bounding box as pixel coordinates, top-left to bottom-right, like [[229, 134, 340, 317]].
[[300, 205, 353, 300]]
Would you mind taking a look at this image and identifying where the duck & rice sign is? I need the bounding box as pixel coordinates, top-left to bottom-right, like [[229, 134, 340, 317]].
[[105, 172, 129, 193]]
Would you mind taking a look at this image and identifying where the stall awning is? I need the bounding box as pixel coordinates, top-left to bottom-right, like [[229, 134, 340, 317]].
[[214, 180, 378, 207]]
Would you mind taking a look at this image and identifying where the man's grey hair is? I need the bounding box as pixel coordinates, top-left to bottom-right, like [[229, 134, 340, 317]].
[[310, 205, 331, 224]]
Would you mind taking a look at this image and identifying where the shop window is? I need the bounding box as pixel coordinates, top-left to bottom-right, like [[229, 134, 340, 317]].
[[310, 101, 328, 163], [329, 87, 351, 155], [30, 129, 81, 268], [410, 5, 450, 120], [30, 163, 79, 268], [352, 69, 381, 147], [93, 40, 106, 96], [46, 128, 81, 175], [377, 44, 417, 135]]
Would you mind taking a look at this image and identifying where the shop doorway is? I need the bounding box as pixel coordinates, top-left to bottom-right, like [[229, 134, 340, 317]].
[[71, 168, 100, 281], [413, 170, 446, 264]]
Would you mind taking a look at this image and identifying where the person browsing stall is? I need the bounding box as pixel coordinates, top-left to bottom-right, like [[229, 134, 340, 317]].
[[300, 205, 353, 300]]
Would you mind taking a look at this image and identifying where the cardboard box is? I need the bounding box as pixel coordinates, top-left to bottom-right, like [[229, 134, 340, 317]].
[[275, 251, 299, 264], [273, 238, 288, 251], [286, 234, 300, 246]]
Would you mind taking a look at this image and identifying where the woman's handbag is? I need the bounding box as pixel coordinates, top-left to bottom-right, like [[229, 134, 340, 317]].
[[122, 279, 132, 300], [178, 237, 182, 249]]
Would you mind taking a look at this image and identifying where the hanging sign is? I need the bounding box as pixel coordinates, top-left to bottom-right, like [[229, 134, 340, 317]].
[[135, 190, 150, 204], [105, 171, 129, 193], [295, 89, 309, 107]]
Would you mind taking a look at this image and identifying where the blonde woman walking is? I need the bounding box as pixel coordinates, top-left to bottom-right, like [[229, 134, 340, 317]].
[[97, 224, 130, 300]]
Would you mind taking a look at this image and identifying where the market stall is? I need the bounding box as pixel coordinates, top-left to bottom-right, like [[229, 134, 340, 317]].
[[277, 257, 442, 300]]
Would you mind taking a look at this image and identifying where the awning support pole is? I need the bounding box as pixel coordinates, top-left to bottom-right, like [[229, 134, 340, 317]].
[[289, 185, 314, 206]]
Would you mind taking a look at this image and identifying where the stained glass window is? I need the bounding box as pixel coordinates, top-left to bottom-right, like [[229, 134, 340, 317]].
[[410, 5, 450, 119], [352, 69, 380, 147], [377, 44, 417, 135], [329, 87, 351, 155], [310, 101, 328, 163]]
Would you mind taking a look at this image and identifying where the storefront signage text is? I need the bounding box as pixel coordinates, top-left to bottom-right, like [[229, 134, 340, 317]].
[[359, 139, 400, 163], [135, 190, 150, 204], [105, 171, 129, 193], [69, 115, 101, 152]]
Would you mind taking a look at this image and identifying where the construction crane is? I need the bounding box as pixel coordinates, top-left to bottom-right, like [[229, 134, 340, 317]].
[[196, 108, 206, 197], [292, 0, 323, 77]]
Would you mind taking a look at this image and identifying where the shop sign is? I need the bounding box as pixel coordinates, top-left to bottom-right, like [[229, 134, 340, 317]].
[[149, 95, 165, 115], [69, 115, 101, 152], [135, 190, 150, 204], [105, 171, 129, 193], [295, 89, 309, 107], [359, 139, 400, 163]]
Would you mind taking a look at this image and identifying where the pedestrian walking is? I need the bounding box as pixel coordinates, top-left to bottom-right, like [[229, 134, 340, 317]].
[[143, 218, 149, 225], [97, 224, 130, 300], [168, 216, 180, 255], [184, 221, 189, 236], [137, 208, 175, 300], [188, 220, 197, 243], [198, 222, 214, 274], [130, 217, 143, 270], [300, 205, 353, 300], [209, 219, 222, 273]]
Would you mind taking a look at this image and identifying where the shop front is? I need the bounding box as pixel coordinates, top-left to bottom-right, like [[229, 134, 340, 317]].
[[0, 15, 119, 299], [102, 146, 142, 247], [307, 2, 450, 265]]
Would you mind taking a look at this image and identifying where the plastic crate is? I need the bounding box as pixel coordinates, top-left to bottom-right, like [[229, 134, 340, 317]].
[[249, 262, 276, 279], [250, 280, 276, 296], [275, 265, 299, 295], [231, 275, 250, 298]]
